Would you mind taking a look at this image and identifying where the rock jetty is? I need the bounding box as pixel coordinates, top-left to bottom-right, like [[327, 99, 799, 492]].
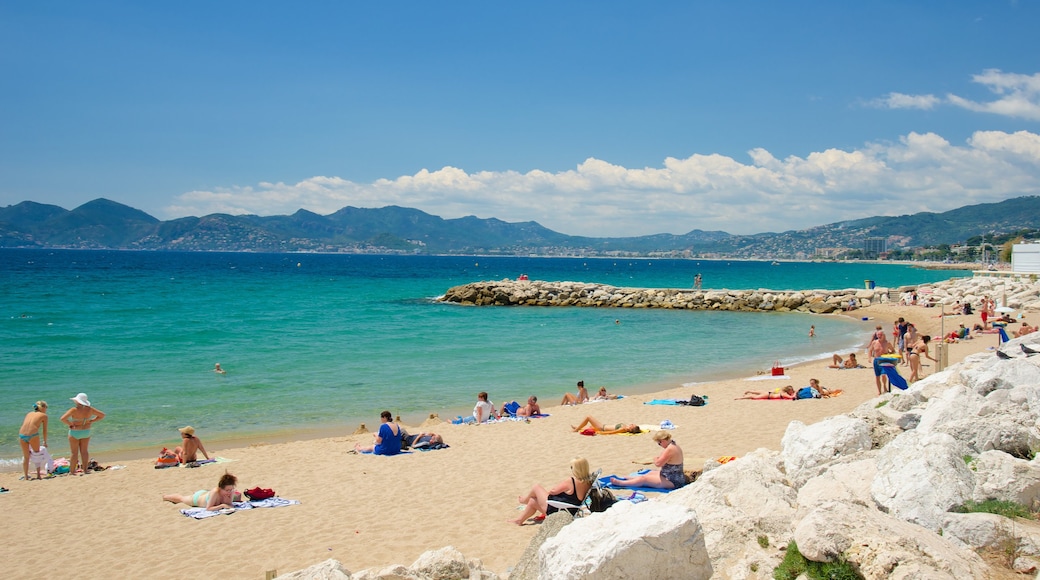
[[438, 276, 1040, 313], [438, 280, 877, 313]]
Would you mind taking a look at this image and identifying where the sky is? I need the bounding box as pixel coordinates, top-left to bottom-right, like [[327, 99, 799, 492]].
[[1, 2, 1039, 237]]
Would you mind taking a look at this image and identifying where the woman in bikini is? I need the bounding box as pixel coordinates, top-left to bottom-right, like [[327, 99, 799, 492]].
[[908, 335, 937, 383], [571, 416, 641, 434], [60, 393, 105, 475], [735, 385, 796, 400], [509, 457, 593, 525], [611, 431, 686, 490], [18, 401, 48, 480], [163, 472, 244, 511]]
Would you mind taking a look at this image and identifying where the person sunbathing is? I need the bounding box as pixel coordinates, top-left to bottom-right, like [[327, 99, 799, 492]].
[[408, 432, 444, 447], [163, 471, 244, 511], [594, 387, 620, 400], [571, 416, 641, 434], [808, 378, 841, 398], [735, 385, 796, 400], [829, 353, 860, 369], [610, 431, 685, 490], [509, 457, 593, 525]]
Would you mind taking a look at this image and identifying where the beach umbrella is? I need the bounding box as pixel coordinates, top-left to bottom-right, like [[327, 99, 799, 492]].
[[995, 306, 1015, 314]]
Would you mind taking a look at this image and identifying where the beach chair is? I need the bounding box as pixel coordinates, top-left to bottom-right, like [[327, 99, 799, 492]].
[[546, 469, 602, 518]]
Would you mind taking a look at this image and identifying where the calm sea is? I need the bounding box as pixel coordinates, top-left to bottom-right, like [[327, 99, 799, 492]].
[[0, 249, 970, 467]]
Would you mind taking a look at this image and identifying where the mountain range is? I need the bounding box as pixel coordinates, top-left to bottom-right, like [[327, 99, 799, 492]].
[[2, 196, 1039, 258]]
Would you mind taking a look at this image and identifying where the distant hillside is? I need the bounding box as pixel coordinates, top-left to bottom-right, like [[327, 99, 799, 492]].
[[1, 196, 1039, 257]]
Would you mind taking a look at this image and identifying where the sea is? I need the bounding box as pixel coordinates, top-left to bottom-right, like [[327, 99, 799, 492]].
[[0, 249, 971, 468]]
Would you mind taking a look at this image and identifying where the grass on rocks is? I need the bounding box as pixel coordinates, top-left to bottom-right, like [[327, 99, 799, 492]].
[[774, 541, 863, 580]]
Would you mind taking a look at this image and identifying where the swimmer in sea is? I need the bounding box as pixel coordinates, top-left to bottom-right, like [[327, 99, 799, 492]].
[[213, 363, 226, 375]]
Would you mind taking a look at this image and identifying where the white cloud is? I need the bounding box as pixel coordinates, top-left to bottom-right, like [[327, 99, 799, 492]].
[[164, 130, 1040, 237], [868, 92, 941, 110], [947, 69, 1040, 120]]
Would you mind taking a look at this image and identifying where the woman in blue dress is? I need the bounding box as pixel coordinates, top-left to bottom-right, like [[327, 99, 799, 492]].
[[354, 410, 402, 456]]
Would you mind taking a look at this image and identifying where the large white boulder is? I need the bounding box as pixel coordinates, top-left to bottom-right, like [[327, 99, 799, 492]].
[[538, 500, 712, 579], [794, 458, 877, 521], [780, 415, 872, 487], [871, 430, 975, 531], [972, 450, 1040, 506], [794, 500, 987, 579], [662, 448, 794, 579], [275, 559, 352, 580]]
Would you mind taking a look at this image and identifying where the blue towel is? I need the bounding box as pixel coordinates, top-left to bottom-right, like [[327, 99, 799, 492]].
[[999, 327, 1010, 343], [644, 399, 681, 406], [502, 401, 521, 416], [598, 472, 679, 494]]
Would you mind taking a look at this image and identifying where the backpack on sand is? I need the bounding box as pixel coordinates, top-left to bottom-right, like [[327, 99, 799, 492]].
[[588, 487, 617, 513]]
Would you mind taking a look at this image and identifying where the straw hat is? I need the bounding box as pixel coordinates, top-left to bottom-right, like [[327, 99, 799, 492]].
[[71, 393, 90, 407], [178, 426, 195, 436]]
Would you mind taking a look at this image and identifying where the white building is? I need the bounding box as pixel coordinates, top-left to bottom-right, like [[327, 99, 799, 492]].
[[1012, 243, 1040, 273]]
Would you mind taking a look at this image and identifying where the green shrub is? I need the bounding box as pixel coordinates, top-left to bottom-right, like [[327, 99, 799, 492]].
[[758, 535, 770, 548], [958, 499, 1032, 519], [774, 541, 863, 580]]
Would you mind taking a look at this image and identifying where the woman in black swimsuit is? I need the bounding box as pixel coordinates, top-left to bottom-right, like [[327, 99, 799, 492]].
[[509, 457, 593, 525], [908, 335, 936, 383]]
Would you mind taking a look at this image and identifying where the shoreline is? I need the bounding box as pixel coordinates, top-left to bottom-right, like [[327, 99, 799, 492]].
[[0, 313, 868, 473]]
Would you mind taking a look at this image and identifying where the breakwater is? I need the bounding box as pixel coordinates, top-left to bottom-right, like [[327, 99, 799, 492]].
[[438, 279, 887, 313]]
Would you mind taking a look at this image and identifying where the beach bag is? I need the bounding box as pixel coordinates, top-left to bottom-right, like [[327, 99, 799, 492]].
[[155, 447, 179, 469], [688, 394, 706, 407], [771, 361, 784, 376], [796, 387, 821, 400], [244, 487, 275, 500], [588, 487, 617, 513]]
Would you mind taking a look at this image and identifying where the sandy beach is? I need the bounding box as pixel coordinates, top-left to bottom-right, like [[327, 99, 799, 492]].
[[0, 302, 999, 579]]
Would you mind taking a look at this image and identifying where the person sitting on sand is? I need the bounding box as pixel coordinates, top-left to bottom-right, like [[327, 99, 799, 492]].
[[472, 391, 496, 423], [174, 426, 210, 464], [509, 457, 593, 525], [594, 387, 620, 400], [355, 410, 402, 455], [611, 431, 685, 490], [829, 353, 860, 369], [163, 471, 244, 511], [571, 416, 641, 434], [561, 381, 589, 406], [19, 401, 49, 481], [735, 385, 796, 400]]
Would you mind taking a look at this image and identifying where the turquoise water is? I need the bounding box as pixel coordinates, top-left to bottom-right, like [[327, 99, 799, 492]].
[[0, 249, 970, 466]]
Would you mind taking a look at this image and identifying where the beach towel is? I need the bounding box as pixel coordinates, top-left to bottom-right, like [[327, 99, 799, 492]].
[[180, 498, 300, 519], [414, 443, 449, 451], [644, 399, 682, 405], [501, 401, 521, 416]]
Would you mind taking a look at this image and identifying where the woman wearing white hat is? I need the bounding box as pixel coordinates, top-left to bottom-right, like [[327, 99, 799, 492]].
[[60, 393, 105, 475]]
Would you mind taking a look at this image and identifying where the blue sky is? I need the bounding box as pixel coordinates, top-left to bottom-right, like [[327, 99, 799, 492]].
[[1, 2, 1038, 237]]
